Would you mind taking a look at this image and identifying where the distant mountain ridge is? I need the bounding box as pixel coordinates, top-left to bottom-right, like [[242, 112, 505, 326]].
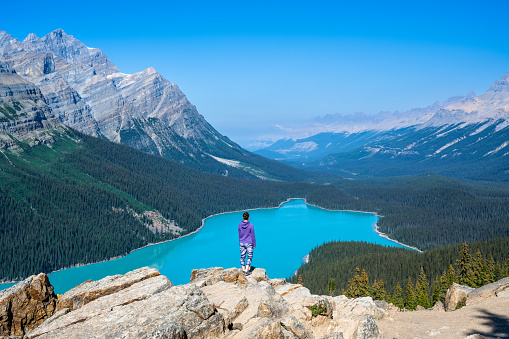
[[0, 29, 314, 181], [256, 71, 509, 180]]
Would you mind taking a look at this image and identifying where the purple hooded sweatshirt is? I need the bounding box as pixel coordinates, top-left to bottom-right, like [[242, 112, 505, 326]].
[[238, 220, 256, 248]]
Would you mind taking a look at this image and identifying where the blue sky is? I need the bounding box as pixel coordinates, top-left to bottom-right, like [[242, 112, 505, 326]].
[[2, 0, 509, 147]]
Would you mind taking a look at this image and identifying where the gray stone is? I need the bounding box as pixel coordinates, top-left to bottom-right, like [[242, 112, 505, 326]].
[[431, 301, 445, 311], [27, 283, 224, 339], [56, 266, 162, 312], [444, 283, 474, 311], [320, 333, 344, 339], [352, 314, 380, 339], [231, 317, 283, 339], [467, 276, 509, 304], [143, 322, 187, 339], [250, 268, 269, 282], [257, 296, 290, 319], [281, 316, 314, 338]]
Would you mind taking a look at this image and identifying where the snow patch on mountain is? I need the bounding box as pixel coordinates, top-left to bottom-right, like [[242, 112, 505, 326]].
[[484, 141, 509, 157], [278, 141, 318, 154], [207, 154, 241, 168], [434, 137, 466, 155]]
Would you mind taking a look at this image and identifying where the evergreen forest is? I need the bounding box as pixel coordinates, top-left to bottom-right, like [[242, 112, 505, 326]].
[[288, 238, 509, 310], [2, 130, 509, 285]]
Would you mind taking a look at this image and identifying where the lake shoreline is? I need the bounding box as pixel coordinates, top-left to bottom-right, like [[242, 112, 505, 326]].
[[0, 197, 420, 287], [303, 199, 421, 252], [0, 198, 298, 286]]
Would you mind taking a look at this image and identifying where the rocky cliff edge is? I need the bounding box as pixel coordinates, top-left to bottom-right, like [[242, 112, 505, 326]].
[[1, 267, 508, 339]]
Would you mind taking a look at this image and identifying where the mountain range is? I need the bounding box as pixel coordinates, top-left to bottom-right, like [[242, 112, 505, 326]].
[[256, 72, 509, 180], [0, 29, 316, 182]]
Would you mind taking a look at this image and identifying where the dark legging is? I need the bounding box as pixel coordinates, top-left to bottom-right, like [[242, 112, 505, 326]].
[[240, 242, 254, 266]]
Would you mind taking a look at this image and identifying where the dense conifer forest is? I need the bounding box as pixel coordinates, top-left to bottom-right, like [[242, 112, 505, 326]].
[[2, 130, 509, 283], [306, 176, 509, 250], [0, 131, 324, 281], [288, 238, 509, 309]]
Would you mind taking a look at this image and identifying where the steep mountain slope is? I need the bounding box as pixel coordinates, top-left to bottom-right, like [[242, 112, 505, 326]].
[[0, 61, 66, 149], [256, 72, 509, 180], [0, 29, 316, 181], [0, 58, 330, 281]]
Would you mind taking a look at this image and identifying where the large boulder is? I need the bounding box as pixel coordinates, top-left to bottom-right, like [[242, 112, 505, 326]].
[[467, 277, 509, 304], [56, 266, 161, 312], [444, 283, 474, 311], [352, 314, 381, 339], [0, 273, 57, 336], [27, 283, 224, 338], [190, 267, 247, 287]]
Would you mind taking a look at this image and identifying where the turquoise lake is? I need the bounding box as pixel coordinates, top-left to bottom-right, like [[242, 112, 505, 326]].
[[0, 199, 407, 294]]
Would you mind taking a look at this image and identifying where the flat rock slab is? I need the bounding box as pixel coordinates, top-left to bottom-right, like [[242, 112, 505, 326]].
[[468, 277, 509, 304], [28, 275, 173, 337], [56, 266, 161, 311], [27, 284, 225, 339]]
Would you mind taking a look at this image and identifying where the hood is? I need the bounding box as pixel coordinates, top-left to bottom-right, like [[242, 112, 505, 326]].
[[240, 220, 250, 229]]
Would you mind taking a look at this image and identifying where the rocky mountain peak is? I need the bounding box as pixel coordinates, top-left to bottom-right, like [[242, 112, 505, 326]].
[[488, 71, 509, 93], [40, 29, 94, 64], [0, 61, 16, 74], [23, 33, 41, 43], [0, 31, 21, 55]]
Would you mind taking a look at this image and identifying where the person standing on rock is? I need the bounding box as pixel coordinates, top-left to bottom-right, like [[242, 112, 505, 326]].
[[238, 212, 256, 275]]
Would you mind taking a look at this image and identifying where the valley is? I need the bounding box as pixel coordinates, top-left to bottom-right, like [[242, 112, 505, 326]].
[[1, 28, 508, 339]]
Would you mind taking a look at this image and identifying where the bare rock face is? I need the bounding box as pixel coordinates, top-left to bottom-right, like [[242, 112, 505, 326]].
[[0, 29, 240, 170], [13, 267, 407, 338], [467, 276, 509, 304], [444, 283, 475, 311], [191, 267, 247, 287], [27, 283, 224, 339], [56, 266, 162, 312], [0, 273, 57, 336], [352, 314, 381, 339], [431, 300, 445, 312], [0, 60, 63, 149]]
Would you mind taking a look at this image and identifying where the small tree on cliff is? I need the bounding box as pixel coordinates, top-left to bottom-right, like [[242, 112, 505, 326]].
[[346, 268, 370, 298], [404, 277, 417, 310], [456, 243, 475, 287], [328, 278, 336, 297], [416, 267, 430, 308], [372, 278, 387, 301], [392, 282, 404, 309]]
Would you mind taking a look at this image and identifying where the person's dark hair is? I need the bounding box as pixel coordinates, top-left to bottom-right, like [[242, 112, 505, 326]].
[[243, 212, 249, 220]]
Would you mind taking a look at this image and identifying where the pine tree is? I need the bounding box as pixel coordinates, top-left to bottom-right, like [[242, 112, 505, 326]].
[[416, 267, 430, 308], [439, 270, 449, 302], [372, 279, 379, 299], [360, 269, 370, 297], [404, 277, 416, 310], [392, 282, 404, 309], [371, 278, 387, 301], [328, 278, 336, 297], [431, 276, 441, 305], [485, 254, 496, 285], [446, 264, 456, 288], [346, 268, 362, 298], [471, 250, 485, 288], [456, 243, 475, 287]]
